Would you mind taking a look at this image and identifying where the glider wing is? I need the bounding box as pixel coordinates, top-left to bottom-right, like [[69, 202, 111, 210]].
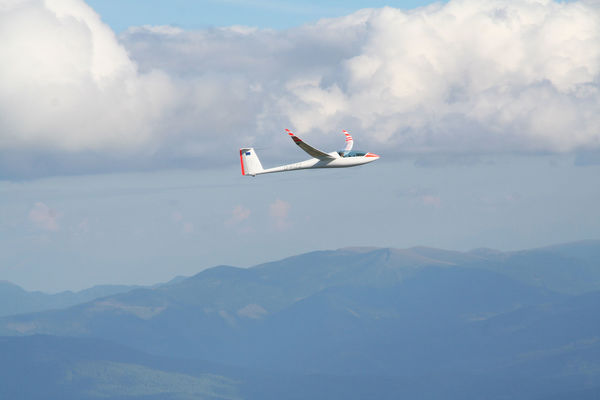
[[285, 129, 335, 160]]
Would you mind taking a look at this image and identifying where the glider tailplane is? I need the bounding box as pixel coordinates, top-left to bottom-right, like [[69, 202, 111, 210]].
[[240, 148, 264, 176]]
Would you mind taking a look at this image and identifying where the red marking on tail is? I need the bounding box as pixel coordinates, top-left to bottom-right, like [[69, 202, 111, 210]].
[[239, 150, 246, 175]]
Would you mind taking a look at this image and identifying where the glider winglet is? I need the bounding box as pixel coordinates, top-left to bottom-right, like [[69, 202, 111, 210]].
[[285, 129, 334, 160], [342, 130, 354, 152]]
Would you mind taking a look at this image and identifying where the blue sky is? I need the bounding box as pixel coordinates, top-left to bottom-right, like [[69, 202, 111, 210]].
[[86, 0, 439, 31], [1, 0, 599, 292]]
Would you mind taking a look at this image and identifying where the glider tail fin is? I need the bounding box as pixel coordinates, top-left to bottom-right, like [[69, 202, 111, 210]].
[[239, 148, 264, 176]]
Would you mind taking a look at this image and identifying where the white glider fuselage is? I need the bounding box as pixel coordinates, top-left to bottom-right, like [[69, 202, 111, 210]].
[[240, 129, 379, 176], [258, 152, 377, 175]]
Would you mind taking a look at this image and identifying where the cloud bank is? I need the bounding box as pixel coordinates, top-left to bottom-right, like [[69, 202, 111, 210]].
[[1, 0, 600, 177]]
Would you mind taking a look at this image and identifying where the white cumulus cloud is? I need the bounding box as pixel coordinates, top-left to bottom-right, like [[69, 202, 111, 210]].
[[0, 0, 175, 153]]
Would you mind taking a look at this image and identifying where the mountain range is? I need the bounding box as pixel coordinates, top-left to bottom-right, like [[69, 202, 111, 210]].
[[1, 241, 599, 399], [0, 275, 188, 318], [0, 282, 140, 317]]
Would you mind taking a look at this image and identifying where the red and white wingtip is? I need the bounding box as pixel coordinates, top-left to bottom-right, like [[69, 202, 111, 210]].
[[342, 130, 354, 152], [365, 152, 379, 158], [285, 128, 302, 144]]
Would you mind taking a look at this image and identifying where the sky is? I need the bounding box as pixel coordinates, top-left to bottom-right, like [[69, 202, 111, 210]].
[[1, 0, 600, 292], [85, 0, 439, 31]]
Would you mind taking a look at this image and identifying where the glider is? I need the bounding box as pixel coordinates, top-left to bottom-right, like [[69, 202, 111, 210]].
[[240, 129, 379, 176]]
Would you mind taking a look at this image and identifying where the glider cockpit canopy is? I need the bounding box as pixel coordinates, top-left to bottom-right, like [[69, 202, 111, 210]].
[[338, 150, 367, 158]]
